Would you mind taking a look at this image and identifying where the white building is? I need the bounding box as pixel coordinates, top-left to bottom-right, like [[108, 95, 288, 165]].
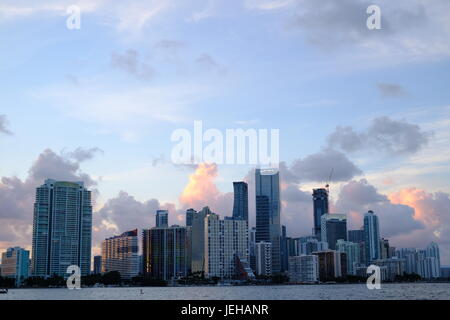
[[396, 243, 441, 279], [374, 258, 406, 281], [288, 255, 319, 283], [204, 214, 249, 279], [336, 240, 360, 275], [255, 241, 272, 276]]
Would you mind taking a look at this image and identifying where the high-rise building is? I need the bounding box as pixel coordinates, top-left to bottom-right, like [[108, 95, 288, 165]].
[[232, 181, 249, 222], [336, 240, 360, 275], [1, 247, 29, 286], [348, 229, 366, 265], [379, 238, 390, 259], [101, 229, 139, 280], [321, 214, 347, 250], [249, 227, 257, 272], [348, 229, 364, 243], [255, 241, 272, 276], [185, 208, 196, 227], [32, 179, 92, 277], [191, 206, 211, 274], [364, 210, 380, 264], [440, 266, 450, 278], [142, 225, 189, 280], [374, 258, 406, 281], [93, 255, 102, 274], [300, 238, 329, 255], [287, 238, 298, 257], [312, 188, 329, 239], [313, 250, 347, 281], [255, 168, 281, 274], [204, 213, 250, 279], [288, 255, 319, 283], [426, 242, 441, 275], [280, 225, 289, 272], [156, 210, 169, 228]]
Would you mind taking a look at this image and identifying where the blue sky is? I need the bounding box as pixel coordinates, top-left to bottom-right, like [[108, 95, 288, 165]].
[[1, 0, 450, 261]]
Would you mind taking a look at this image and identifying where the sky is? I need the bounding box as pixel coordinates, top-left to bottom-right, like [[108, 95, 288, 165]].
[[1, 0, 450, 263]]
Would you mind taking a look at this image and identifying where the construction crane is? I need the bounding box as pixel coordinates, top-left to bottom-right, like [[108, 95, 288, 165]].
[[325, 168, 334, 194]]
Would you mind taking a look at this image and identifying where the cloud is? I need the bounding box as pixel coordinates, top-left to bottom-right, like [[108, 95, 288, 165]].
[[290, 149, 363, 183], [335, 179, 424, 238], [179, 163, 233, 215], [377, 83, 408, 98], [195, 53, 227, 75], [388, 188, 450, 263], [0, 0, 172, 33], [0, 148, 100, 252], [93, 191, 170, 250], [33, 79, 216, 141], [245, 0, 295, 11], [66, 147, 104, 162], [328, 116, 432, 156], [111, 49, 155, 80], [0, 114, 12, 135], [271, 0, 450, 62]]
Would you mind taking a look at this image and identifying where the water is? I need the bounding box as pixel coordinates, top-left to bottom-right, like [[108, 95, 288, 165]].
[[1, 283, 449, 300]]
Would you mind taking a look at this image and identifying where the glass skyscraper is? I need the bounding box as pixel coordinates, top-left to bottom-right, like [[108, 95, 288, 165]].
[[142, 225, 189, 280], [185, 208, 196, 227], [321, 214, 347, 250], [232, 181, 249, 222], [364, 210, 380, 264], [255, 168, 281, 274], [156, 209, 169, 228], [313, 188, 329, 239], [31, 179, 92, 277]]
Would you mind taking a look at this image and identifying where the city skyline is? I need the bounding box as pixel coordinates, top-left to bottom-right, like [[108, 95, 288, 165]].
[[1, 0, 450, 269], [0, 172, 444, 285]]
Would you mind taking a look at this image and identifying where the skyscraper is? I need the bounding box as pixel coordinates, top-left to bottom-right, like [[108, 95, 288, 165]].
[[336, 240, 360, 275], [255, 242, 272, 276], [185, 208, 196, 227], [280, 225, 289, 272], [93, 255, 102, 274], [255, 168, 281, 274], [348, 229, 364, 243], [312, 188, 329, 239], [31, 179, 92, 277], [313, 250, 347, 281], [232, 181, 249, 222], [320, 214, 347, 250], [156, 210, 169, 228], [364, 210, 380, 264], [379, 238, 390, 259], [142, 225, 189, 280], [191, 206, 211, 273], [249, 227, 257, 272], [204, 213, 250, 279], [102, 229, 139, 280], [288, 255, 319, 283]]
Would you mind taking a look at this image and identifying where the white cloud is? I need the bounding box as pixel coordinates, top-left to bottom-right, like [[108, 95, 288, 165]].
[[31, 78, 217, 141]]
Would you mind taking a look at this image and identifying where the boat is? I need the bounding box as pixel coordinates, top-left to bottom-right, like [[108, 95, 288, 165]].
[[0, 288, 8, 294]]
